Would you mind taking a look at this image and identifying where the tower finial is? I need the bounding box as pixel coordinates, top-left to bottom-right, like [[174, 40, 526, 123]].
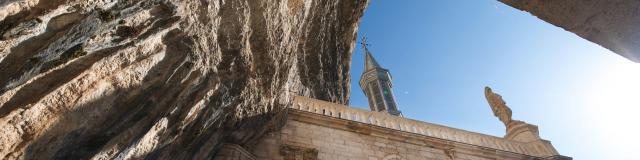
[[360, 36, 372, 55], [360, 37, 381, 70], [360, 36, 370, 50]]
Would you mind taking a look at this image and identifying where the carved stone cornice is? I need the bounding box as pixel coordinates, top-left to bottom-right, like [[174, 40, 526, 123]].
[[290, 96, 569, 159], [214, 143, 257, 160]]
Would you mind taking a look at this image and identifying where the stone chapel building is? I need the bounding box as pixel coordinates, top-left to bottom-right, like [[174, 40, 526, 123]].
[[215, 43, 571, 160]]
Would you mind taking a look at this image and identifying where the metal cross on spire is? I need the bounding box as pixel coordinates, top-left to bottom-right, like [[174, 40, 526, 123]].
[[360, 36, 381, 70], [360, 37, 371, 50]]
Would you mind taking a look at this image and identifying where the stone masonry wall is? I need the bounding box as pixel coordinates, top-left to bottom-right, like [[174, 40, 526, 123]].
[[251, 110, 542, 160]]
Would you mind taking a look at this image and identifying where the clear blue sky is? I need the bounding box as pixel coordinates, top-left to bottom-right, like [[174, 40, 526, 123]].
[[349, 1, 640, 159]]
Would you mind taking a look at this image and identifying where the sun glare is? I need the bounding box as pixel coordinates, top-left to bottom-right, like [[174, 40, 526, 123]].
[[585, 59, 640, 158]]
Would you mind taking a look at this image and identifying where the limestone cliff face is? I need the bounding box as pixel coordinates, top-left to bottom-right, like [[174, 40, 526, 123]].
[[0, 0, 367, 159], [500, 0, 640, 63]]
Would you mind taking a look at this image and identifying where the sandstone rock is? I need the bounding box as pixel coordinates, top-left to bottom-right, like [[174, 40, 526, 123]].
[[0, 0, 368, 159]]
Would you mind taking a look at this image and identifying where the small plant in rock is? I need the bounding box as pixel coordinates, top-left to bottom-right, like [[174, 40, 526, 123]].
[[98, 9, 118, 22], [61, 44, 87, 60], [42, 44, 87, 71], [116, 26, 141, 37]]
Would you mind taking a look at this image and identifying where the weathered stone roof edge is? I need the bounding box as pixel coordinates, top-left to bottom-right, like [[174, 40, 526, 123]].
[[291, 96, 566, 158]]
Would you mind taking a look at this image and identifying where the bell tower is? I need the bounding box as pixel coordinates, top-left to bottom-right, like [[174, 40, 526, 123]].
[[359, 38, 402, 116]]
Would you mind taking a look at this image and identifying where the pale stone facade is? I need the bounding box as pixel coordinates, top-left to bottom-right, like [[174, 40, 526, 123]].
[[215, 96, 570, 160]]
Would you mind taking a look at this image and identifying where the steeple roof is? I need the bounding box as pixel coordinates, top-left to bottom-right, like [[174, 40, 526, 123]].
[[363, 46, 382, 71], [358, 37, 401, 117]]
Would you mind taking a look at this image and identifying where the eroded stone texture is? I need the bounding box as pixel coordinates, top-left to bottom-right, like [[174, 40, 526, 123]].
[[499, 0, 640, 63], [0, 0, 367, 159]]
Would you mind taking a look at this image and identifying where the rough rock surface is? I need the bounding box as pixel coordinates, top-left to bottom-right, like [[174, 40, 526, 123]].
[[0, 0, 367, 159], [499, 0, 640, 63]]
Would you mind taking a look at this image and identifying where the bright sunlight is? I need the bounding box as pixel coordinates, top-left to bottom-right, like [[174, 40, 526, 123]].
[[585, 58, 640, 159]]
